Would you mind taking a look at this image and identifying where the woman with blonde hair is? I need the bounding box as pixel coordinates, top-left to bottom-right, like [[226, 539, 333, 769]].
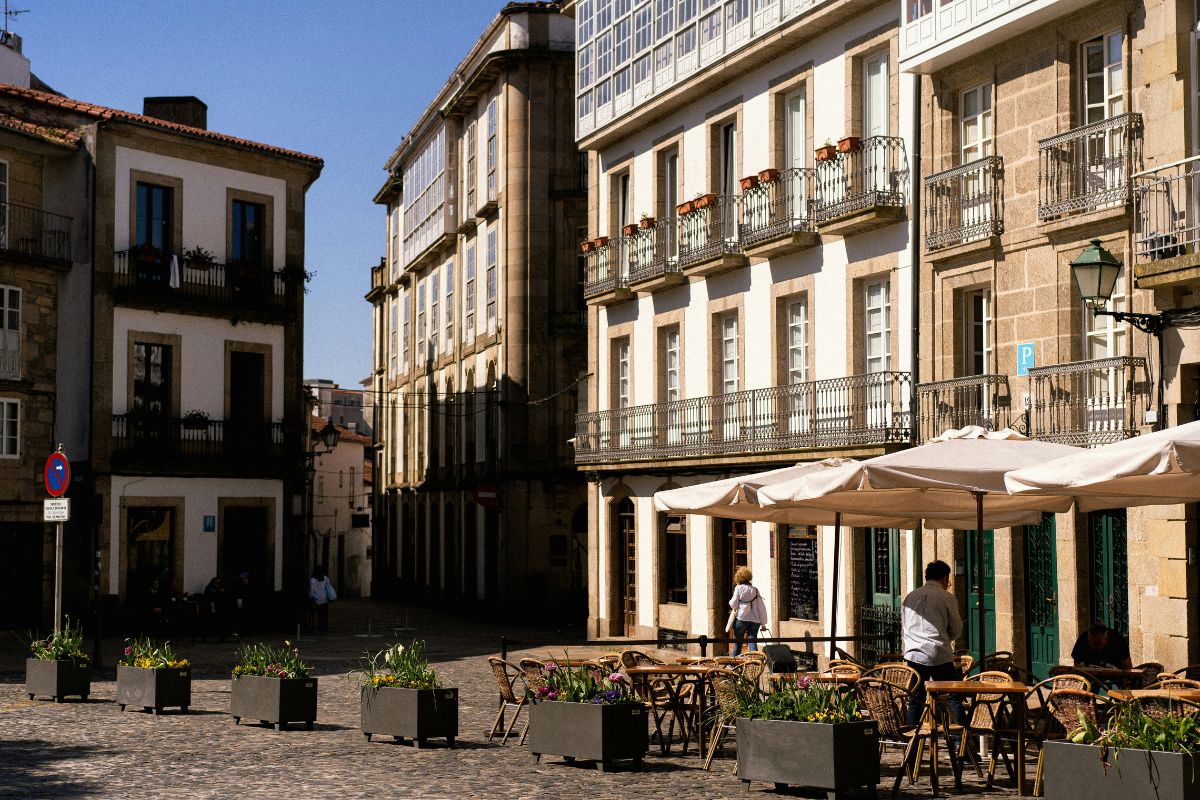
[[728, 566, 769, 655]]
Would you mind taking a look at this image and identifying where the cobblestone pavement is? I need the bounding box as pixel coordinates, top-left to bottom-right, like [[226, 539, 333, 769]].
[[0, 601, 1023, 799]]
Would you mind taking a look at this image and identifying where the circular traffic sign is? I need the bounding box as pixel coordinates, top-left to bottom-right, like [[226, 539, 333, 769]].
[[44, 452, 70, 497]]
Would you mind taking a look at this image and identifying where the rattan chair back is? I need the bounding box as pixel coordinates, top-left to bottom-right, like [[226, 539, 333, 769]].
[[863, 662, 920, 694], [1148, 677, 1200, 690], [620, 649, 664, 671], [1133, 694, 1200, 720], [488, 656, 524, 704], [855, 677, 910, 741], [1047, 688, 1100, 736]]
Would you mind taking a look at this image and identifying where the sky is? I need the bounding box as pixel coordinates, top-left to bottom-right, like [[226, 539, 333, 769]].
[[18, 0, 507, 389]]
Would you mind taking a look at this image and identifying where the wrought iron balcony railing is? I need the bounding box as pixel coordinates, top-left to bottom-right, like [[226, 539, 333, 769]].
[[738, 167, 816, 247], [1027, 356, 1148, 446], [1134, 156, 1200, 263], [574, 371, 912, 464], [813, 136, 909, 222], [582, 237, 631, 299], [1037, 113, 1142, 221], [0, 201, 72, 262], [628, 218, 681, 284], [113, 250, 291, 312], [678, 195, 742, 267], [924, 156, 1004, 250], [111, 414, 286, 469], [916, 374, 1010, 443]]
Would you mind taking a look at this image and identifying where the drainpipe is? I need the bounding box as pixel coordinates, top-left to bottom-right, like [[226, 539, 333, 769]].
[[909, 74, 922, 443]]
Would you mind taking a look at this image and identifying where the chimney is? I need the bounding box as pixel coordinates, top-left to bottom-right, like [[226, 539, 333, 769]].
[[0, 32, 31, 88], [142, 96, 208, 130]]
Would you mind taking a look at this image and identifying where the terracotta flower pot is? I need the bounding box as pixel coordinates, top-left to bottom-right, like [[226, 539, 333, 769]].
[[815, 145, 838, 162], [593, 236, 609, 247], [676, 200, 695, 216], [622, 223, 639, 236], [639, 217, 655, 229], [739, 175, 760, 190], [694, 193, 717, 210], [837, 136, 862, 153], [758, 168, 781, 183], [580, 240, 595, 253]]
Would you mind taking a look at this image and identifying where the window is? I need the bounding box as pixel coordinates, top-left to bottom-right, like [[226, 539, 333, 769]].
[[465, 244, 476, 341], [416, 279, 426, 364], [677, 0, 696, 24], [614, 338, 631, 408], [656, 0, 673, 36], [699, 10, 721, 48], [663, 326, 680, 403], [966, 289, 992, 375], [865, 280, 890, 373], [135, 182, 174, 252], [389, 206, 401, 280], [654, 41, 673, 72], [720, 122, 737, 195], [486, 100, 498, 201], [486, 228, 498, 334], [465, 122, 477, 214], [634, 4, 653, 52], [0, 285, 17, 380], [0, 398, 16, 457], [863, 52, 890, 138], [782, 525, 818, 621], [721, 313, 739, 394], [615, 16, 631, 65], [787, 298, 808, 384], [133, 342, 172, 417], [389, 301, 398, 378], [663, 515, 688, 604], [445, 259, 455, 350], [579, 43, 593, 90], [676, 24, 697, 57], [430, 271, 440, 357], [634, 54, 651, 85], [1082, 32, 1124, 125], [663, 151, 679, 256], [907, 0, 932, 23], [961, 84, 994, 162], [597, 31, 613, 77], [402, 128, 447, 264], [401, 290, 411, 372], [615, 172, 631, 229], [231, 199, 265, 267], [785, 90, 806, 170]]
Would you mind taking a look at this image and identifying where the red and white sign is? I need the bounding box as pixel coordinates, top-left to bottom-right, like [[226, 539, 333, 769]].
[[474, 483, 500, 508]]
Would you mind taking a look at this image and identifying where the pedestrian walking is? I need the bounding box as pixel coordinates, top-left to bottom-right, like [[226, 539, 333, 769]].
[[727, 567, 769, 655], [309, 565, 335, 633], [901, 559, 964, 725]]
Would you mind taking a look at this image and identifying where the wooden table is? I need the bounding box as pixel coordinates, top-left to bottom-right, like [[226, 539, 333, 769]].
[[625, 664, 715, 756], [922, 680, 1030, 797], [1050, 664, 1148, 689], [674, 656, 742, 666], [1108, 688, 1200, 703]]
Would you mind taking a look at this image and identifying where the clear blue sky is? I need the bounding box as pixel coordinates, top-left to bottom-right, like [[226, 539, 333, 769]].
[[19, 0, 507, 389]]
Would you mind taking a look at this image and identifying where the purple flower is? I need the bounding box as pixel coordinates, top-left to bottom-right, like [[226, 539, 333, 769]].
[[546, 689, 559, 700], [537, 686, 552, 697], [608, 672, 625, 683], [592, 696, 604, 704], [796, 676, 812, 689], [542, 662, 558, 673], [603, 689, 622, 702], [123, 646, 133, 657]]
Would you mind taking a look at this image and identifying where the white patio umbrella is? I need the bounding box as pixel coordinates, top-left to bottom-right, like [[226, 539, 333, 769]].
[[758, 427, 1082, 666], [1005, 419, 1200, 510]]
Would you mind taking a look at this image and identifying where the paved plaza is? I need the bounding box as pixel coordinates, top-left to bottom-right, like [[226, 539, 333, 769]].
[[1, 601, 1021, 799]]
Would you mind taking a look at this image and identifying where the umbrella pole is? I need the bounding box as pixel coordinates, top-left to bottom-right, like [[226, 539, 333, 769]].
[[975, 491, 986, 670], [829, 513, 841, 661]]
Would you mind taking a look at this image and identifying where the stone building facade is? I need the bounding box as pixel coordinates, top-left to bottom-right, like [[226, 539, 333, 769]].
[[369, 3, 588, 618]]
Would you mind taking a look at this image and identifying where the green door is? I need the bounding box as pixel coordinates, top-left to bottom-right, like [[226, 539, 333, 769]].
[[1089, 510, 1129, 636], [1024, 514, 1059, 679], [965, 529, 996, 657], [867, 528, 902, 610]]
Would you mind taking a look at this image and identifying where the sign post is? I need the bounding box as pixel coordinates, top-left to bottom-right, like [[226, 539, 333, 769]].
[[44, 447, 70, 633]]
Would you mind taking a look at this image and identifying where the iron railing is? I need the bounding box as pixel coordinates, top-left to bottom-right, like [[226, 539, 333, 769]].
[[582, 237, 631, 298], [0, 201, 72, 262], [111, 414, 286, 465], [916, 374, 1010, 442], [1037, 113, 1142, 221], [924, 156, 1004, 250], [813, 136, 909, 223], [1134, 156, 1200, 263], [678, 195, 742, 267], [858, 603, 902, 665], [113, 251, 291, 311], [628, 218, 681, 284], [0, 347, 17, 380], [1028, 356, 1148, 446], [738, 167, 816, 247], [574, 371, 912, 463]]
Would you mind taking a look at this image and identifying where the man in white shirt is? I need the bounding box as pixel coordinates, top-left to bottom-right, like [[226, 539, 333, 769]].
[[901, 560, 963, 724]]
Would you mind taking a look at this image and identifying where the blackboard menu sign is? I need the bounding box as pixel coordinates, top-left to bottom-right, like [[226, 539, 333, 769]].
[[787, 534, 818, 621]]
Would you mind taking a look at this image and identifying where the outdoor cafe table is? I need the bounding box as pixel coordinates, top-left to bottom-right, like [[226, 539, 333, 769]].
[[922, 680, 1030, 797], [1050, 665, 1148, 689], [1108, 688, 1200, 703], [624, 664, 715, 756]]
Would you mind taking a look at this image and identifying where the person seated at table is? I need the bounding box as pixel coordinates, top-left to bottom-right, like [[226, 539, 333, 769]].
[[902, 560, 964, 726], [1071, 622, 1133, 669]]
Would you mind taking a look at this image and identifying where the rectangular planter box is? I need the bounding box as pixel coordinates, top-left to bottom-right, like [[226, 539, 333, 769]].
[[361, 686, 458, 747], [116, 665, 191, 714], [1044, 740, 1200, 800], [230, 674, 317, 731], [25, 658, 90, 702], [527, 701, 648, 771], [736, 717, 880, 794]]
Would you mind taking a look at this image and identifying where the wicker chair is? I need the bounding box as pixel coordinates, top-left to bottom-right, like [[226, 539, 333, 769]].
[[703, 668, 747, 770], [828, 661, 864, 679], [1175, 664, 1200, 681], [619, 649, 678, 753], [1047, 688, 1103, 737], [487, 656, 530, 744], [1133, 693, 1200, 720], [1148, 677, 1200, 690], [619, 648, 664, 671], [733, 658, 766, 690], [862, 662, 921, 694], [596, 652, 622, 671], [856, 677, 963, 796], [579, 659, 609, 683], [987, 677, 1086, 796], [960, 671, 1016, 784], [954, 653, 975, 677]]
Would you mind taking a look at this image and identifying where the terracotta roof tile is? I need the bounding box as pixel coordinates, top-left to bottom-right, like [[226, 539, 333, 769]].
[[0, 111, 80, 147], [0, 83, 322, 166]]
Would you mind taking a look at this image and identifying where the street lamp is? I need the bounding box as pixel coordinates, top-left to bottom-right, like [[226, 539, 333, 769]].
[[305, 419, 341, 574], [1069, 239, 1200, 429]]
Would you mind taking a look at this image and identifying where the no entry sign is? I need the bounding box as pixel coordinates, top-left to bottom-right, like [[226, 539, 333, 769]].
[[474, 482, 500, 508], [44, 451, 70, 498]]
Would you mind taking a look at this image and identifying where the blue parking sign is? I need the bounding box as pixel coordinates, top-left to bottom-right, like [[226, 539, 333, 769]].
[[1017, 342, 1035, 376]]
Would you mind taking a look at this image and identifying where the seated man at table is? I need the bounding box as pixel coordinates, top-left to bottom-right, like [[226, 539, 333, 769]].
[[901, 560, 964, 726], [1071, 622, 1133, 670]]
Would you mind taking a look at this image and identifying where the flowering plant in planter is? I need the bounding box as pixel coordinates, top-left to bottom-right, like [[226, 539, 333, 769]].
[[119, 637, 188, 669], [352, 640, 440, 689], [29, 620, 88, 665], [232, 641, 310, 679], [528, 660, 641, 705], [739, 675, 861, 723]]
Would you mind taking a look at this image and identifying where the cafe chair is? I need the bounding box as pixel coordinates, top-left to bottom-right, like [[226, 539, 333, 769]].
[[855, 677, 963, 797], [487, 656, 531, 745], [1047, 688, 1104, 737], [1174, 664, 1200, 681], [1134, 693, 1200, 720], [827, 659, 864, 679], [619, 648, 664, 671], [862, 662, 921, 694], [954, 652, 975, 677], [596, 652, 622, 671], [1148, 677, 1200, 690], [987, 677, 1082, 797], [619, 649, 679, 754], [703, 669, 747, 770], [579, 659, 609, 683], [961, 671, 1017, 785]]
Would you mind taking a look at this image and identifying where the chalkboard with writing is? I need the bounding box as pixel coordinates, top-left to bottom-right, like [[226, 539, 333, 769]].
[[787, 535, 818, 621]]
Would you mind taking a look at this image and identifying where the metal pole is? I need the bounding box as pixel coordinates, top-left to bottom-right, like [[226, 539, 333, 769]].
[[975, 492, 986, 670], [829, 513, 842, 660], [54, 521, 63, 634]]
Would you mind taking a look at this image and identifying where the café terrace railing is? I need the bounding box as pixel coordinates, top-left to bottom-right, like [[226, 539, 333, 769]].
[[924, 156, 1004, 250], [1027, 356, 1148, 446], [1037, 112, 1142, 221], [1134, 155, 1200, 263], [738, 167, 816, 246], [915, 374, 1010, 443], [113, 250, 290, 311], [812, 135, 909, 223], [573, 371, 912, 464]]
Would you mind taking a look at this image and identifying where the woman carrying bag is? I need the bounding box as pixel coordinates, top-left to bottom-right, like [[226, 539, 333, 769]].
[[727, 566, 769, 655], [309, 565, 335, 633]]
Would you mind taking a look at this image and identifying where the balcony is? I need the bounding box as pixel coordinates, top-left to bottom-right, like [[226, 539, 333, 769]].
[[113, 250, 294, 318], [813, 136, 909, 235], [111, 414, 287, 474], [1133, 157, 1200, 288], [915, 374, 1010, 443], [924, 156, 1004, 252], [582, 237, 632, 305], [1037, 113, 1142, 222], [574, 371, 912, 465], [678, 195, 746, 276], [627, 219, 684, 292], [1027, 356, 1148, 446], [0, 201, 72, 264], [738, 167, 818, 257]]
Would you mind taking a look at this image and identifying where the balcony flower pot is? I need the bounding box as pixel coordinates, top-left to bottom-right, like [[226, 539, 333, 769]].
[[815, 144, 838, 162], [25, 658, 90, 702], [181, 411, 210, 431], [230, 674, 317, 731], [739, 175, 760, 191], [361, 686, 458, 747], [638, 216, 656, 229], [837, 136, 862, 153], [580, 240, 596, 253], [736, 717, 879, 794], [117, 665, 191, 714], [592, 236, 609, 248], [693, 192, 717, 210], [758, 168, 782, 183], [1043, 740, 1200, 800], [676, 199, 695, 216], [527, 701, 648, 772], [622, 223, 639, 236]]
